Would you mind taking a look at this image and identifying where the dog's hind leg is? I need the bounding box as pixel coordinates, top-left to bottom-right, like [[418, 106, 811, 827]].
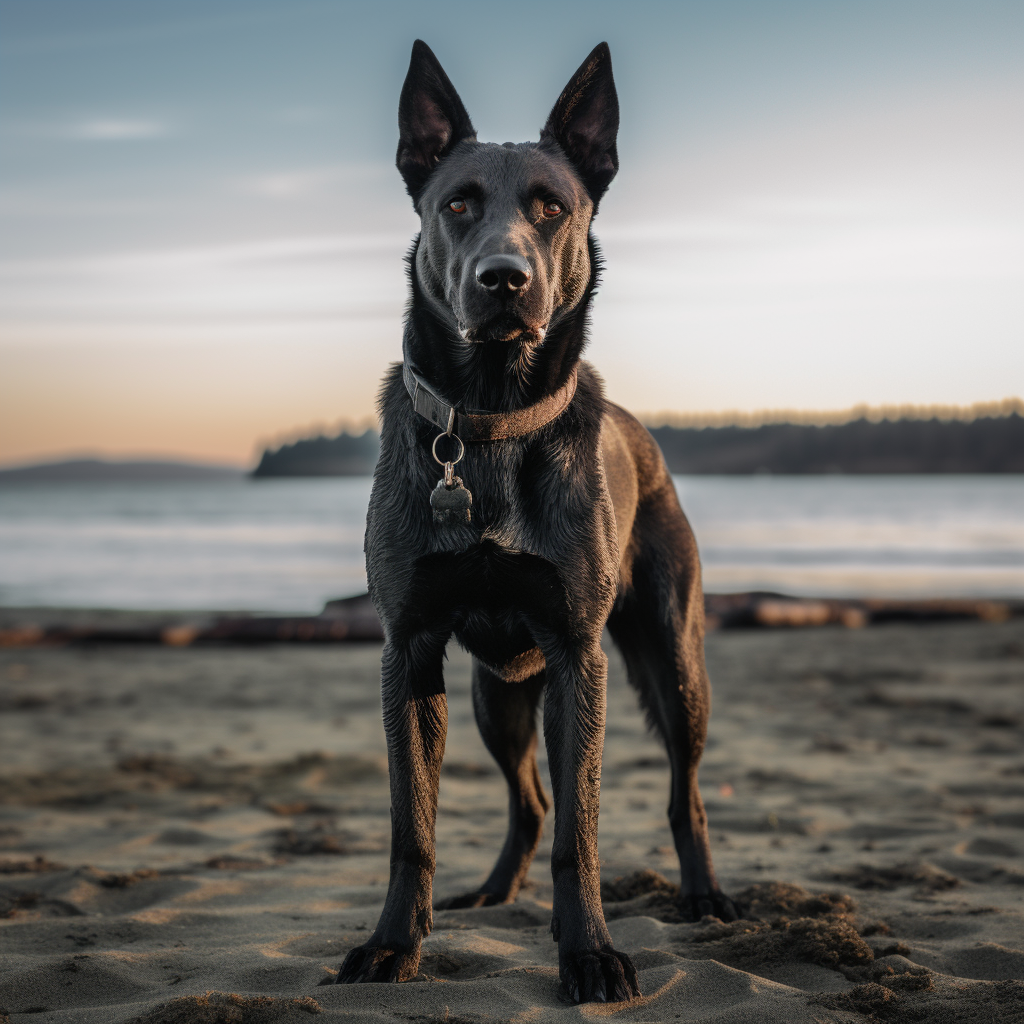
[[608, 487, 739, 923], [435, 662, 549, 909]]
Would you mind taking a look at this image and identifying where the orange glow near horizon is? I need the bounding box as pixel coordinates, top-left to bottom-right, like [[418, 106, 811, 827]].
[[2, 3, 1022, 468]]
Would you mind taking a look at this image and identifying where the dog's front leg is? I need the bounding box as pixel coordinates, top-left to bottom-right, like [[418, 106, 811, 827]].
[[543, 639, 641, 1004], [335, 632, 448, 984]]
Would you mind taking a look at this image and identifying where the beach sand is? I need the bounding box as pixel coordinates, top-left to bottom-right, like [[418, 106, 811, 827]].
[[1, 619, 1023, 1021]]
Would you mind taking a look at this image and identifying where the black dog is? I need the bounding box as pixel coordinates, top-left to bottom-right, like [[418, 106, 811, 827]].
[[336, 40, 736, 1004]]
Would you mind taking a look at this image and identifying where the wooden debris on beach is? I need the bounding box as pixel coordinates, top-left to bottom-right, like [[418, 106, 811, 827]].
[[1, 592, 1020, 647], [703, 593, 1018, 630]]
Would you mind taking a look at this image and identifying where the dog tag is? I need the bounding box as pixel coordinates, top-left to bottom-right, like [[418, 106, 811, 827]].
[[430, 473, 473, 524], [430, 420, 471, 525]]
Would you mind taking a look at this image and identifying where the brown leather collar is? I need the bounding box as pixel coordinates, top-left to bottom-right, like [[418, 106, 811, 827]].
[[402, 362, 578, 442]]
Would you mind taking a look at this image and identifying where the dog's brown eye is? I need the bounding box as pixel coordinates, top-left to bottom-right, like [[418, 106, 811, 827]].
[[449, 199, 467, 214], [542, 201, 562, 218]]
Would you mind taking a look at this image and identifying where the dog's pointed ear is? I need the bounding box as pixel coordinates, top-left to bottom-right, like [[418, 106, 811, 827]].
[[397, 40, 476, 202], [541, 42, 619, 207]]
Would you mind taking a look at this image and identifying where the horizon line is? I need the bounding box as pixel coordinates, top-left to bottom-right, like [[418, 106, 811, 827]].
[[290, 396, 1024, 438], [639, 397, 1024, 430]]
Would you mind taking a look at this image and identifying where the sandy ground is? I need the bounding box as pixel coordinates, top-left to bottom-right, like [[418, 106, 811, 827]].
[[1, 620, 1023, 1022]]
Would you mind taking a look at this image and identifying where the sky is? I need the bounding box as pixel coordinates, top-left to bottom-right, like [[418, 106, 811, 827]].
[[1, 0, 1022, 467]]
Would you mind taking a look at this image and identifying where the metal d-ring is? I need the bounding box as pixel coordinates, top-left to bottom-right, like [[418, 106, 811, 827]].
[[432, 428, 465, 469], [432, 406, 464, 487]]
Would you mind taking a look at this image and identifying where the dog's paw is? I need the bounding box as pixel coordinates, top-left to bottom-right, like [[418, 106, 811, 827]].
[[560, 948, 640, 1004], [333, 943, 419, 984], [680, 888, 740, 923], [434, 889, 506, 910]]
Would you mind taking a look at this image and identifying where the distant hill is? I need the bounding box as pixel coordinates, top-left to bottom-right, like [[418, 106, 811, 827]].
[[251, 414, 1024, 476], [0, 459, 245, 482], [649, 414, 1024, 474], [252, 430, 380, 477]]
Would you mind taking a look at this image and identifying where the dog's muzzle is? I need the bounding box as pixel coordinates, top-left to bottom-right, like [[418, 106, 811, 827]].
[[457, 253, 546, 343]]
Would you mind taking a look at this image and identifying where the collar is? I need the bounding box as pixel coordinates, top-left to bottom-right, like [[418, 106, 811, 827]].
[[402, 362, 579, 442]]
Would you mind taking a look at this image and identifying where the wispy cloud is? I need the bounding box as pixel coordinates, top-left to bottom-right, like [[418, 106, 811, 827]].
[[237, 162, 386, 199], [0, 188, 155, 218], [0, 116, 173, 142], [240, 169, 336, 199], [0, 233, 409, 346], [68, 118, 169, 141]]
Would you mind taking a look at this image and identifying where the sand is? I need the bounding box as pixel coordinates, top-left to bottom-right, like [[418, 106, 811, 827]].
[[1, 619, 1023, 1022]]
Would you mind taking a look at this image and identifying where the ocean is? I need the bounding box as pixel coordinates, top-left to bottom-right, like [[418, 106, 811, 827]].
[[0, 476, 1021, 612]]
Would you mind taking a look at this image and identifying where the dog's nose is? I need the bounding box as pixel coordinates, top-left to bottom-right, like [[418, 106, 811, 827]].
[[475, 254, 532, 293]]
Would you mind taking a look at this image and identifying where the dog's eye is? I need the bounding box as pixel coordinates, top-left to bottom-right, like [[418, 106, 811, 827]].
[[448, 199, 468, 214], [542, 202, 562, 219]]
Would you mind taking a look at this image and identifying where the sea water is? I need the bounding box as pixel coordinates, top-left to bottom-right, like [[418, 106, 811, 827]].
[[0, 476, 1021, 612]]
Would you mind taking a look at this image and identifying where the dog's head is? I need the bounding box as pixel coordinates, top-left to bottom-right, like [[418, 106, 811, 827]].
[[397, 41, 618, 347]]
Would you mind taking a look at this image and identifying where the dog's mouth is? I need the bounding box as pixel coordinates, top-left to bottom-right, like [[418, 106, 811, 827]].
[[459, 316, 547, 345]]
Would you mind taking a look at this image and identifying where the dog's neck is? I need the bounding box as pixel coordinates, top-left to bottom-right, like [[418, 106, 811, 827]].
[[402, 237, 600, 414]]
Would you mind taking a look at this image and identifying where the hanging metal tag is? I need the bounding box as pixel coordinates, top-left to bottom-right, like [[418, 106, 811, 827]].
[[429, 410, 472, 524]]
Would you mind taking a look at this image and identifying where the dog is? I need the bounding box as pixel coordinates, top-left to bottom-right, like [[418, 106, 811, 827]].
[[335, 40, 737, 1004]]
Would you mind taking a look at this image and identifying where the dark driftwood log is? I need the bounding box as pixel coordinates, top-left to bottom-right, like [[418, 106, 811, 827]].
[[1, 593, 1020, 649], [702, 594, 1018, 630], [205, 593, 384, 643]]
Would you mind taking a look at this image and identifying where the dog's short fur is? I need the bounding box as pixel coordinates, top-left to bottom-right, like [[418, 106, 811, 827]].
[[336, 41, 736, 1004]]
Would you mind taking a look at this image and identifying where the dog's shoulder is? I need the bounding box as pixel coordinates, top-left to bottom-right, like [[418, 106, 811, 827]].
[[601, 399, 673, 502]]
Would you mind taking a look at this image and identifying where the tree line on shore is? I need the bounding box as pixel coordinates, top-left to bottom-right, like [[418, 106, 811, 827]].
[[252, 413, 1024, 476]]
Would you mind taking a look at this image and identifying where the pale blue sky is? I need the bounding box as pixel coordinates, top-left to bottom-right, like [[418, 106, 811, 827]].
[[1, 1, 1021, 464]]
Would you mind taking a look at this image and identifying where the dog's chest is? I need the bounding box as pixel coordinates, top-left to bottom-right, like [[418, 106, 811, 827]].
[[425, 441, 601, 564], [367, 375, 621, 649], [439, 544, 563, 682]]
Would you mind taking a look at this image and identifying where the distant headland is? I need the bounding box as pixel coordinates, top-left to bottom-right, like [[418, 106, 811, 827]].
[[0, 459, 245, 483], [252, 429, 380, 477], [646, 412, 1024, 474]]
